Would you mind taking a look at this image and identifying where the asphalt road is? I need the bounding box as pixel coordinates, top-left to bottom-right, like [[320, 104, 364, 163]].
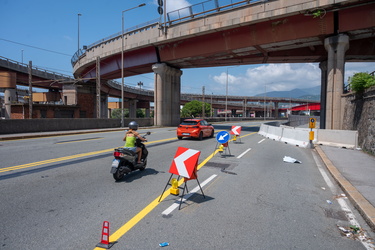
[[0, 121, 373, 250]]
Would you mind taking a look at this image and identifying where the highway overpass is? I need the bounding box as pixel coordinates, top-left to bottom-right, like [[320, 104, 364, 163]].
[[72, 0, 375, 128]]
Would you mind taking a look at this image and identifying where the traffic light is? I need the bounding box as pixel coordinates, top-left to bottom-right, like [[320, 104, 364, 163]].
[[157, 0, 163, 15]]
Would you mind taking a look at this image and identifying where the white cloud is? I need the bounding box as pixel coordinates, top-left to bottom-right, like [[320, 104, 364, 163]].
[[153, 0, 191, 13], [210, 62, 375, 96], [63, 35, 73, 41], [212, 63, 321, 96]]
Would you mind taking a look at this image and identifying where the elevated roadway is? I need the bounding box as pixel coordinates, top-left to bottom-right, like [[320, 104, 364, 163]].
[[0, 56, 315, 118], [72, 0, 375, 128]]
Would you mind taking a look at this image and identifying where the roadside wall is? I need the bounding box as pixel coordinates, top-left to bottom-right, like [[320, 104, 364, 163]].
[[342, 86, 375, 155], [0, 118, 154, 134]]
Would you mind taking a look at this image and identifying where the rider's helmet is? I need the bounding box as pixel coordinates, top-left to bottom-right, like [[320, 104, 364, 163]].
[[128, 121, 139, 130]]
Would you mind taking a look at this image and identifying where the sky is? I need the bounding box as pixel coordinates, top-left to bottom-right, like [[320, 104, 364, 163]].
[[1, 0, 374, 98]]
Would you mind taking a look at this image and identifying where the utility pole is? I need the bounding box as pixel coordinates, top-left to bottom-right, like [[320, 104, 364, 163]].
[[96, 57, 101, 118], [28, 61, 32, 119], [202, 86, 205, 119]]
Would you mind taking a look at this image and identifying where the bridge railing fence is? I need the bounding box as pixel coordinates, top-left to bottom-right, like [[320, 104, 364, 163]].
[[167, 0, 267, 25], [71, 0, 270, 66], [0, 56, 73, 81]]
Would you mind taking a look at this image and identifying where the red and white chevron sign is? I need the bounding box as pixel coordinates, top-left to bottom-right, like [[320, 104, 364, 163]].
[[169, 147, 200, 179], [230, 126, 242, 135]]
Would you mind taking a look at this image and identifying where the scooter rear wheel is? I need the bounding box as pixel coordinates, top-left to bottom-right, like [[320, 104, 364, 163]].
[[139, 159, 147, 171], [113, 166, 131, 181]]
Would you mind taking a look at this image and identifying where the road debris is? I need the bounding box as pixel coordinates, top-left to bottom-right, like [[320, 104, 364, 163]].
[[337, 225, 374, 244], [159, 242, 169, 247], [326, 200, 333, 204], [283, 156, 302, 164], [333, 193, 347, 200]]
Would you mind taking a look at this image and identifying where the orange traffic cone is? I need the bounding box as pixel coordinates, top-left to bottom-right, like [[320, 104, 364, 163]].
[[96, 221, 116, 249]]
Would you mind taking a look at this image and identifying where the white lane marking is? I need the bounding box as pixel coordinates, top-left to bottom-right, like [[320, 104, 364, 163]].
[[237, 148, 252, 159], [258, 139, 265, 144], [312, 153, 375, 250], [162, 174, 217, 215]]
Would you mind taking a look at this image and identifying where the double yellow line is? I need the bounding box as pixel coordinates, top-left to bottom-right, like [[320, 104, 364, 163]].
[[94, 131, 257, 249], [0, 137, 176, 174]]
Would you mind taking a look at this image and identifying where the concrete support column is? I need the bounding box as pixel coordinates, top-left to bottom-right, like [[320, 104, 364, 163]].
[[152, 63, 182, 126], [4, 88, 16, 119], [128, 99, 137, 118], [324, 34, 349, 130], [145, 108, 150, 118], [319, 61, 327, 129], [100, 94, 108, 118], [274, 102, 279, 118], [0, 71, 17, 119]]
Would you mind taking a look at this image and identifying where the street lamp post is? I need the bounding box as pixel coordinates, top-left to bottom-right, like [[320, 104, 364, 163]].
[[78, 13, 82, 52], [121, 3, 146, 127], [264, 83, 266, 121]]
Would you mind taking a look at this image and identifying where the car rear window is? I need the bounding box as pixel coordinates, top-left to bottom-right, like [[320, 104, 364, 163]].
[[180, 121, 198, 125]]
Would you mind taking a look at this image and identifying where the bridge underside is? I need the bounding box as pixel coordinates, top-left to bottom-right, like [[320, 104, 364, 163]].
[[76, 2, 375, 81]]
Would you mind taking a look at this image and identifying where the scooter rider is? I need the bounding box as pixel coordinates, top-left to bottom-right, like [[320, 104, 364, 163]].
[[123, 121, 147, 164]]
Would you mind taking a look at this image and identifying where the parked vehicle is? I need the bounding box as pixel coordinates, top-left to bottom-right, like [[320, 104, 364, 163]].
[[177, 119, 214, 140], [110, 132, 150, 181]]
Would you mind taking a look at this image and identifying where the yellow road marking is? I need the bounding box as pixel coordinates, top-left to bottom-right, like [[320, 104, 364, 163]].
[[94, 148, 221, 250], [94, 132, 258, 249], [55, 137, 104, 144], [0, 137, 177, 173]]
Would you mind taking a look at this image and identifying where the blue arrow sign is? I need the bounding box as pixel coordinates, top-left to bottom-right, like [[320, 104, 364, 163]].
[[216, 131, 230, 144]]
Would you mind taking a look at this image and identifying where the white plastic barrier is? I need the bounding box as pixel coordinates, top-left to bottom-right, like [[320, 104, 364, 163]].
[[317, 129, 358, 148], [258, 124, 268, 137], [265, 125, 283, 141], [258, 124, 358, 149], [280, 127, 310, 148]]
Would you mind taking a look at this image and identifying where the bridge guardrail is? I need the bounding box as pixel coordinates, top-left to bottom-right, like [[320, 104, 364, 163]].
[[0, 56, 73, 81], [71, 0, 270, 67]]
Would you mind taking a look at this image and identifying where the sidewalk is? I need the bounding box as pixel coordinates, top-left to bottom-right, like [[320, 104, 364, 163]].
[[316, 145, 375, 232]]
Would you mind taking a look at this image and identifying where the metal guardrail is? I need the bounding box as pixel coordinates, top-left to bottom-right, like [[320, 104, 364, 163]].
[[0, 56, 73, 81], [166, 0, 268, 25], [71, 0, 269, 66]]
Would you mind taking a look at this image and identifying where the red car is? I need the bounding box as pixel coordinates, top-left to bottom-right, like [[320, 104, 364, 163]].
[[177, 119, 215, 140]]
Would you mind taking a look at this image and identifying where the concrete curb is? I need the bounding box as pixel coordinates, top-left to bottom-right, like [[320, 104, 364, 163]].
[[315, 146, 375, 232]]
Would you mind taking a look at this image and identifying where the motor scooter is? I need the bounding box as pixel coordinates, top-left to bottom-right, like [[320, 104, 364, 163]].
[[110, 132, 150, 181]]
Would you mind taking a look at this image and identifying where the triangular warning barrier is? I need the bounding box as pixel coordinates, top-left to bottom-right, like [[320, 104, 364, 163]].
[[96, 221, 116, 249], [230, 126, 242, 143], [158, 147, 205, 209]]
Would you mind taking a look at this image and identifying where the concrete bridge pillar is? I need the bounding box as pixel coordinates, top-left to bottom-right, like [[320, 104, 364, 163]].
[[152, 63, 182, 126], [100, 94, 108, 118], [128, 99, 137, 118], [324, 34, 349, 130], [0, 72, 17, 119], [145, 108, 150, 118], [274, 102, 279, 118]]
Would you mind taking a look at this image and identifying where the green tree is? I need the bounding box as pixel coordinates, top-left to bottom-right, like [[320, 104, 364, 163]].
[[136, 109, 145, 118], [349, 72, 375, 93], [181, 100, 211, 118], [111, 109, 129, 119]]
